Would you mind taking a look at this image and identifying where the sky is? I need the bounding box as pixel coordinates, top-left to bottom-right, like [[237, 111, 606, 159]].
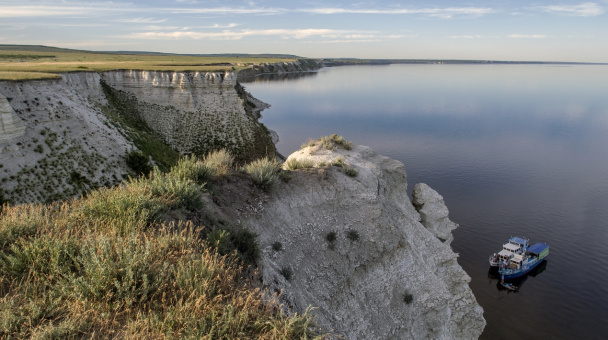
[[1, 0, 607, 62]]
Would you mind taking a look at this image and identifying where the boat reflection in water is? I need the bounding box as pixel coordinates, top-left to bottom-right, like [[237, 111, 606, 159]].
[[488, 260, 548, 292]]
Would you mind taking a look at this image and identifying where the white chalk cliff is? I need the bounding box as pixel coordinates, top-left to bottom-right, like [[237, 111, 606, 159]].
[[0, 67, 485, 338], [0, 94, 26, 142], [232, 144, 485, 339], [0, 70, 271, 203]]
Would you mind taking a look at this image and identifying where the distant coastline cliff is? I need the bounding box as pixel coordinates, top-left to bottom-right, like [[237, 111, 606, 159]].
[[0, 60, 485, 338]]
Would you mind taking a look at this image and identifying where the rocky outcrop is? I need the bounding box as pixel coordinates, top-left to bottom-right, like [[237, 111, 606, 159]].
[[230, 144, 485, 339], [412, 183, 458, 245], [0, 94, 26, 142], [237, 59, 322, 79]]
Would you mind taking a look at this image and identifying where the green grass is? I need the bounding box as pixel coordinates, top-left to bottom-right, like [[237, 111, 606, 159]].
[[0, 47, 297, 80], [242, 157, 282, 192], [284, 157, 316, 170], [303, 134, 353, 151], [0, 165, 324, 339], [332, 157, 358, 177]]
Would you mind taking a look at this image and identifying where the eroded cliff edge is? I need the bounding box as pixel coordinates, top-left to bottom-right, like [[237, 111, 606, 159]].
[[0, 67, 485, 338], [204, 143, 486, 339], [0, 70, 272, 204]]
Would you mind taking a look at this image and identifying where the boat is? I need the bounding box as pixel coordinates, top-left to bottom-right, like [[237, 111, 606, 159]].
[[489, 236, 529, 267], [500, 281, 519, 291], [499, 242, 550, 280]]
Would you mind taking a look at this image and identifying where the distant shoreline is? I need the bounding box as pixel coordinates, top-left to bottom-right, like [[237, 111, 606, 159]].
[[321, 58, 608, 66]]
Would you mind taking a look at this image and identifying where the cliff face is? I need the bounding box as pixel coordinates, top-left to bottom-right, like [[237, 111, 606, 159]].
[[237, 59, 322, 79], [0, 74, 131, 203], [0, 70, 272, 204], [0, 65, 485, 339], [100, 70, 274, 161], [225, 144, 485, 339]]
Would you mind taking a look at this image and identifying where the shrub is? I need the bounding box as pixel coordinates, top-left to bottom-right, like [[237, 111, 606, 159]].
[[77, 179, 171, 235], [203, 149, 233, 179], [229, 227, 260, 265], [300, 138, 316, 149], [326, 231, 337, 243], [33, 144, 44, 153], [318, 134, 353, 151], [403, 291, 414, 304], [272, 241, 283, 252], [332, 157, 346, 168], [146, 171, 204, 210], [170, 155, 212, 184], [343, 166, 359, 177], [279, 170, 292, 182], [347, 230, 360, 242], [70, 235, 170, 308], [126, 150, 152, 175], [280, 267, 294, 281], [243, 158, 281, 192], [332, 157, 358, 177], [284, 157, 315, 170]]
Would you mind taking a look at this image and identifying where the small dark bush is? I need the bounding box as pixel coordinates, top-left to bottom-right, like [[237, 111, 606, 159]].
[[280, 267, 293, 281], [403, 292, 414, 304], [230, 227, 260, 265], [126, 150, 152, 175], [326, 231, 337, 243], [272, 241, 283, 252], [343, 166, 358, 177], [33, 144, 44, 153], [347, 230, 360, 242]]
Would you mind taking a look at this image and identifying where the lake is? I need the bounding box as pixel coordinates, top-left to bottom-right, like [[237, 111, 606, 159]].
[[242, 64, 608, 339]]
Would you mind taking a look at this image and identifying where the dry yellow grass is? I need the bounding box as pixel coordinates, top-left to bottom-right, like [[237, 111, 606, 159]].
[[0, 49, 296, 80], [0, 162, 325, 338]]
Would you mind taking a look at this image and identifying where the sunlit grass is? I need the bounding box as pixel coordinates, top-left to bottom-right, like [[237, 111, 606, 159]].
[[0, 160, 325, 338], [0, 48, 297, 80]]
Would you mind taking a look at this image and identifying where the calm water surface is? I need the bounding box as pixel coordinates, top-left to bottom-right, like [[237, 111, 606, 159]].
[[243, 64, 608, 339]]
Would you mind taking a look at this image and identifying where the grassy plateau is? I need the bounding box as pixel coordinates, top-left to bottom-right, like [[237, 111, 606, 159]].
[[0, 45, 297, 81]]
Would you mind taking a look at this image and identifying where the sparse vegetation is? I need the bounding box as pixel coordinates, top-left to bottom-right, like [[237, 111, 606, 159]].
[[303, 134, 353, 151], [343, 166, 359, 177], [0, 164, 323, 338], [403, 291, 414, 305], [125, 149, 152, 175], [347, 230, 360, 242], [203, 149, 234, 179], [170, 154, 212, 184], [280, 267, 294, 281], [242, 157, 282, 192], [272, 241, 283, 252], [284, 157, 316, 170], [326, 231, 337, 250], [326, 231, 337, 243], [332, 157, 358, 177]]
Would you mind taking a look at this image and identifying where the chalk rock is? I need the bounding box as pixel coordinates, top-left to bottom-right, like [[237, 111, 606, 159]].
[[241, 144, 485, 339], [0, 93, 26, 142], [412, 183, 458, 245]]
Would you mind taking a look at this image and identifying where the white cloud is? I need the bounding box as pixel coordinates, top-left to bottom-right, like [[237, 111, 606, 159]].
[[118, 18, 167, 24], [0, 3, 133, 17], [449, 35, 484, 39], [535, 2, 606, 16], [169, 7, 285, 15], [508, 34, 546, 39], [298, 6, 494, 18], [125, 28, 382, 41]]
